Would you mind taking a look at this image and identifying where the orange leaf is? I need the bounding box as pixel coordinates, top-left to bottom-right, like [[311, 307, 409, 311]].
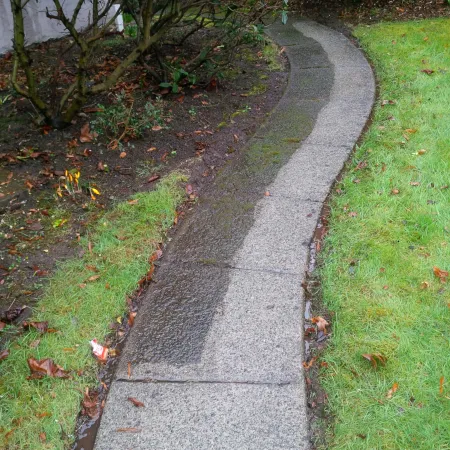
[[127, 397, 145, 408], [311, 316, 329, 333], [440, 376, 445, 395], [386, 382, 399, 399], [433, 266, 448, 281]]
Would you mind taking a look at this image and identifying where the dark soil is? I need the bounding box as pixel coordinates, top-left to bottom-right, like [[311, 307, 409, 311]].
[[0, 31, 288, 328]]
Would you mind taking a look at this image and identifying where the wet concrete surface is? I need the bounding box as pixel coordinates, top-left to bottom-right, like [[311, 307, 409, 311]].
[[113, 23, 333, 369], [94, 16, 375, 450]]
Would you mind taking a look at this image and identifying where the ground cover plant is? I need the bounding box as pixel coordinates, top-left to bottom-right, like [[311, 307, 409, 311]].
[[0, 173, 185, 448], [318, 18, 450, 449]]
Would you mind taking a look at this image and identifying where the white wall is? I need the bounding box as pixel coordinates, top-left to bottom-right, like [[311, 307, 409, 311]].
[[0, 0, 118, 54]]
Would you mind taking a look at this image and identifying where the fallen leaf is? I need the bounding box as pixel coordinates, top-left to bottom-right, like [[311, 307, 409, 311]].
[[302, 356, 317, 370], [127, 397, 145, 407], [85, 265, 99, 272], [127, 199, 139, 205], [311, 316, 329, 333], [152, 125, 162, 131], [421, 69, 434, 75], [391, 189, 400, 195], [79, 123, 98, 143], [116, 428, 141, 433], [147, 147, 157, 152], [433, 266, 448, 282], [362, 353, 387, 369], [39, 432, 46, 443], [87, 275, 101, 282], [0, 306, 26, 323], [420, 281, 429, 289], [264, 191, 271, 197], [417, 149, 427, 155], [410, 182, 420, 186], [147, 175, 160, 183], [82, 387, 99, 419], [386, 382, 399, 399], [0, 349, 9, 361], [97, 161, 105, 171], [23, 321, 49, 333], [354, 160, 368, 171], [128, 312, 137, 326], [439, 376, 445, 395], [348, 211, 358, 217], [185, 184, 193, 195], [27, 358, 70, 379], [128, 362, 132, 378], [119, 152, 127, 158], [0, 321, 5, 330]]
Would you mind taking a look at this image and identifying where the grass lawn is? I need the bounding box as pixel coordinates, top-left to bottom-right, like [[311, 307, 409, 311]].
[[319, 18, 450, 449], [0, 173, 185, 449]]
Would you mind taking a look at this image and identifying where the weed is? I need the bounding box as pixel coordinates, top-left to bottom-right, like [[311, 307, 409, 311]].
[[92, 93, 165, 145]]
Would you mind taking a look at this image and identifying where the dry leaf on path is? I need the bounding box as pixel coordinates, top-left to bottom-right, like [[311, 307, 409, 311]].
[[127, 397, 145, 408]]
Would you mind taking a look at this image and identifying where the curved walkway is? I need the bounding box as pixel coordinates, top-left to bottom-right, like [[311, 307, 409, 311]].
[[94, 18, 375, 449]]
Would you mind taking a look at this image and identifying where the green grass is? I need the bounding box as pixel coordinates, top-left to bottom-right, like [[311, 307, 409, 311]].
[[0, 173, 186, 449], [318, 18, 450, 449]]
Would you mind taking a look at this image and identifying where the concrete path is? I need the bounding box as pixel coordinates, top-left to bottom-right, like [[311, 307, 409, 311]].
[[94, 18, 375, 450]]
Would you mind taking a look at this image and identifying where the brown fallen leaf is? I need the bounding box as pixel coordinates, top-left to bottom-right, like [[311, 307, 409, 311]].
[[0, 306, 26, 323], [85, 265, 99, 272], [97, 161, 105, 171], [116, 428, 141, 433], [0, 349, 10, 361], [185, 184, 193, 195], [152, 125, 162, 131], [27, 358, 70, 379], [302, 356, 317, 370], [433, 266, 448, 282], [420, 281, 429, 289], [391, 189, 400, 195], [147, 175, 160, 183], [0, 321, 6, 330], [127, 397, 145, 408], [128, 312, 137, 327], [421, 69, 434, 75], [119, 151, 127, 158], [386, 382, 399, 399], [362, 353, 387, 369], [311, 316, 329, 333], [264, 190, 271, 197], [440, 376, 445, 395], [127, 362, 132, 378], [23, 321, 49, 333], [82, 387, 100, 419], [80, 123, 98, 143], [87, 275, 101, 282]]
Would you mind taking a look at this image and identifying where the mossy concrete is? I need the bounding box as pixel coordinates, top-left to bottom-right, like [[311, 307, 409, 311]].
[[95, 17, 375, 450]]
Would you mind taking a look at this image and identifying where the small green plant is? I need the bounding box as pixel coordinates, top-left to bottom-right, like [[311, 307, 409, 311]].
[[93, 94, 165, 146], [0, 94, 11, 105], [160, 68, 196, 94], [125, 24, 138, 38], [188, 106, 197, 118]]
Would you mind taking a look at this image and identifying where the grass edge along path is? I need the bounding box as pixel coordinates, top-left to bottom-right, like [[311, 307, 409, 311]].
[[318, 18, 450, 449], [0, 172, 186, 449]]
